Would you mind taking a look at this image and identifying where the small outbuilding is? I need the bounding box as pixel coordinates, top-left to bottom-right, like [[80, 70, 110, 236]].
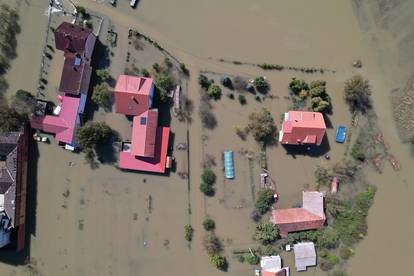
[[260, 255, 290, 276], [223, 151, 235, 179], [293, 242, 316, 271]]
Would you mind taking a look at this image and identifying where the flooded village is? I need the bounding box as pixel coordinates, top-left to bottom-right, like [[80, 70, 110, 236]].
[[0, 0, 413, 276]]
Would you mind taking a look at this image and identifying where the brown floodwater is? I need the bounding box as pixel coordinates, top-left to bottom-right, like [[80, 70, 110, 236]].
[[1, 0, 413, 275]]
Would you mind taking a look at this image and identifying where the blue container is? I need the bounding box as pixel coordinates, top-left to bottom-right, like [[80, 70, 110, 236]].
[[224, 151, 235, 179], [335, 126, 347, 143]]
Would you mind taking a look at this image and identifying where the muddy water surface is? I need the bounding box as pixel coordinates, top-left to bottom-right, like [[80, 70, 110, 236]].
[[1, 0, 413, 275]]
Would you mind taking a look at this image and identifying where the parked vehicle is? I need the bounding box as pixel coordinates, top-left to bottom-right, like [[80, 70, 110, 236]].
[[335, 126, 347, 143], [130, 0, 137, 8]]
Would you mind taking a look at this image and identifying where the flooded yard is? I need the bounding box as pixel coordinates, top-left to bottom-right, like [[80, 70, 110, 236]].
[[0, 0, 413, 275]]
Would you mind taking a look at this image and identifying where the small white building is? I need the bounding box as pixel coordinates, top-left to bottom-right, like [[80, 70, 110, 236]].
[[293, 242, 317, 271], [260, 255, 289, 276]]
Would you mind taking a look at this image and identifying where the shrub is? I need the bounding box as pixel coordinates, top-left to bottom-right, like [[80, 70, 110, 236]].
[[255, 188, 275, 214], [152, 62, 161, 72], [253, 76, 269, 93], [339, 247, 352, 260], [200, 182, 214, 196], [319, 255, 339, 271], [203, 232, 222, 254], [207, 84, 222, 100], [253, 222, 279, 245], [179, 63, 189, 76], [164, 57, 172, 68], [344, 75, 372, 112], [95, 69, 111, 82], [236, 255, 245, 263], [91, 83, 113, 109], [289, 78, 308, 94], [245, 254, 260, 265], [247, 108, 277, 144], [201, 168, 216, 185], [203, 218, 215, 231], [184, 224, 194, 241], [316, 228, 340, 249], [238, 94, 247, 105], [351, 141, 366, 161], [261, 245, 279, 256], [209, 254, 227, 270], [198, 74, 212, 90], [234, 125, 248, 140], [199, 104, 217, 129], [142, 69, 150, 77], [332, 271, 348, 276]]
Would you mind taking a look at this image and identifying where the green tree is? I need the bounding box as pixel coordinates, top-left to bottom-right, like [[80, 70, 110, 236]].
[[253, 222, 279, 244], [184, 224, 194, 241], [245, 254, 260, 265], [261, 245, 279, 256], [201, 168, 216, 185], [207, 84, 222, 100], [95, 69, 111, 82], [12, 89, 35, 115], [209, 254, 227, 270], [76, 122, 113, 150], [289, 78, 308, 94], [0, 106, 25, 132], [339, 247, 353, 260], [155, 73, 174, 102], [203, 218, 216, 231], [200, 181, 214, 196], [344, 75, 372, 112], [0, 4, 20, 58], [92, 83, 113, 109], [238, 94, 247, 105], [247, 108, 277, 144], [198, 74, 212, 90], [253, 76, 270, 93], [255, 188, 275, 214]]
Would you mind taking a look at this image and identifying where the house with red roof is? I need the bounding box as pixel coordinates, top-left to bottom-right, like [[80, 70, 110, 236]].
[[279, 111, 326, 146], [115, 75, 170, 174], [30, 96, 84, 147], [55, 22, 96, 59], [271, 191, 325, 237], [114, 75, 154, 116]]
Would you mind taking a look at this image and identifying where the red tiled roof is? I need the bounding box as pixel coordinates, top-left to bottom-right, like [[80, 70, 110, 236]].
[[119, 127, 170, 173], [114, 75, 153, 116], [59, 53, 92, 95], [262, 269, 287, 276], [55, 22, 93, 54], [31, 96, 80, 145], [280, 111, 326, 146], [131, 110, 158, 158]]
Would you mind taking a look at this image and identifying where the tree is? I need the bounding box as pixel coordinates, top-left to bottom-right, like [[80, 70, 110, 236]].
[[207, 84, 222, 100], [344, 75, 372, 112], [76, 122, 113, 150], [238, 94, 246, 105], [255, 188, 275, 214], [309, 85, 326, 98], [154, 73, 174, 92], [198, 74, 212, 90], [209, 254, 227, 270], [201, 168, 216, 185], [253, 76, 270, 93], [254, 222, 279, 244], [0, 4, 20, 58], [92, 83, 113, 109], [203, 232, 222, 254], [261, 245, 279, 256], [339, 247, 352, 260], [0, 54, 9, 74], [203, 218, 215, 231], [184, 224, 194, 241], [247, 108, 277, 143], [289, 78, 308, 94], [95, 69, 111, 82], [179, 63, 189, 76], [200, 181, 214, 196], [0, 106, 25, 132], [12, 89, 36, 115]]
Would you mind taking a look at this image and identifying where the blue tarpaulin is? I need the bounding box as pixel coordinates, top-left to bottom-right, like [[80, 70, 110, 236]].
[[224, 151, 234, 179]]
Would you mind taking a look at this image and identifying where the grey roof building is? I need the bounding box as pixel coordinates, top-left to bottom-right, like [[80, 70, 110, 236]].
[[293, 242, 317, 271]]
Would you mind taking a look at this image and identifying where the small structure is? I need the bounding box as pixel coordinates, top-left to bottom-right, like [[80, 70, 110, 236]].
[[271, 191, 325, 237], [260, 255, 290, 276], [293, 242, 317, 271], [0, 128, 29, 252], [54, 22, 96, 59], [223, 151, 234, 179], [279, 111, 326, 146], [114, 75, 154, 116]]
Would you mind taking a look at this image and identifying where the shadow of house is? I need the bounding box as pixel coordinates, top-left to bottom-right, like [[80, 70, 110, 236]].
[[96, 132, 119, 165], [323, 114, 334, 129], [282, 134, 330, 158]]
